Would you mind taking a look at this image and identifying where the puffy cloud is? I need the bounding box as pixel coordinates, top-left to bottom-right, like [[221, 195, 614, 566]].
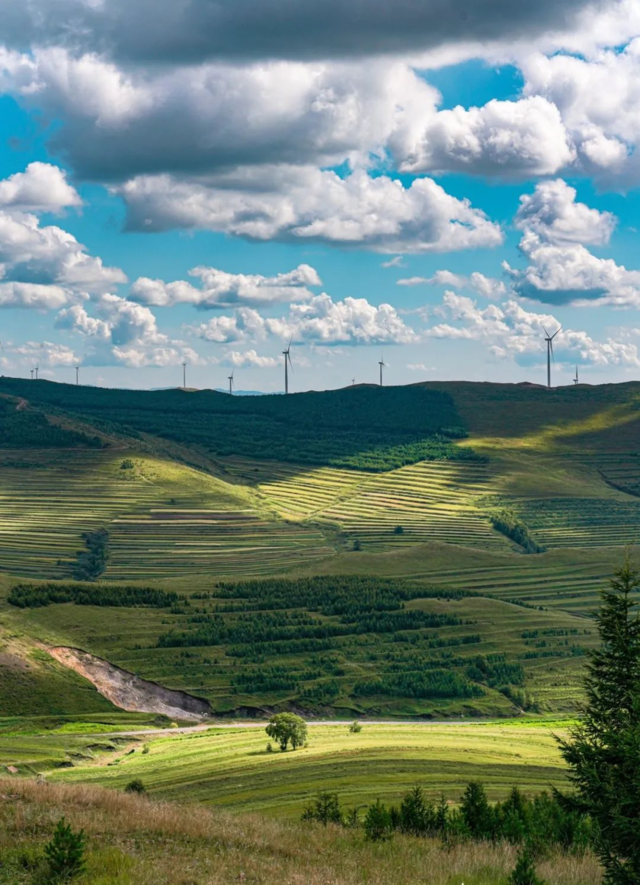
[[520, 41, 640, 182], [0, 164, 125, 308], [0, 282, 70, 310], [188, 309, 267, 344], [120, 167, 503, 253], [0, 210, 124, 295], [222, 349, 279, 369], [0, 49, 436, 181], [0, 162, 81, 213], [401, 96, 575, 177], [514, 179, 616, 245], [508, 235, 640, 306], [7, 340, 78, 367], [381, 256, 406, 269], [427, 292, 640, 368], [131, 264, 321, 309], [55, 296, 202, 367], [398, 270, 507, 299], [508, 180, 640, 306], [267, 294, 419, 345], [0, 0, 599, 65]]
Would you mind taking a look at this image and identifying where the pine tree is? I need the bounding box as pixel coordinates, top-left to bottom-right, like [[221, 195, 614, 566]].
[[44, 817, 86, 881], [558, 558, 640, 885], [364, 799, 393, 841], [460, 781, 494, 839], [508, 846, 545, 885]]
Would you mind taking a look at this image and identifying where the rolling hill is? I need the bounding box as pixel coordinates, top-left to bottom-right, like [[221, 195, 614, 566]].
[[0, 376, 638, 721]]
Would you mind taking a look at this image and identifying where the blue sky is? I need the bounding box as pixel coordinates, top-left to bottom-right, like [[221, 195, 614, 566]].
[[1, 0, 640, 391]]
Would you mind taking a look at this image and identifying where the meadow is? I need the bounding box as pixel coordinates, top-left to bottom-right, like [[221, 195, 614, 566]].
[[0, 777, 603, 885], [43, 720, 571, 817]]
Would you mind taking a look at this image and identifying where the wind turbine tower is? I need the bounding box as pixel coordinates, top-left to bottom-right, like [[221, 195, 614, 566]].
[[75, 366, 80, 386], [283, 339, 292, 395], [543, 326, 561, 389], [574, 366, 579, 385], [182, 361, 187, 390], [30, 369, 34, 381], [35, 365, 39, 381], [228, 370, 234, 395], [378, 355, 387, 387]]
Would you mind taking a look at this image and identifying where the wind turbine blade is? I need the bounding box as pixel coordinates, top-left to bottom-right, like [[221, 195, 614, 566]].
[[542, 327, 550, 339], [552, 326, 562, 340]]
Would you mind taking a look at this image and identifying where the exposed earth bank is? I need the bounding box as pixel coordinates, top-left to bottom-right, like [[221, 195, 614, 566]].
[[48, 647, 212, 720]]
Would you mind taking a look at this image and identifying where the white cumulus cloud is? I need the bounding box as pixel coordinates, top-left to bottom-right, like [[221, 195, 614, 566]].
[[131, 264, 321, 309], [120, 167, 503, 253]]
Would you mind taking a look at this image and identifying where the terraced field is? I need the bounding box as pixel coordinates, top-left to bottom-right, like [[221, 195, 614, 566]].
[[416, 553, 621, 614], [317, 460, 508, 550], [229, 457, 510, 551], [0, 451, 334, 581], [224, 458, 369, 519], [596, 452, 640, 497], [513, 497, 640, 549], [108, 509, 333, 579]]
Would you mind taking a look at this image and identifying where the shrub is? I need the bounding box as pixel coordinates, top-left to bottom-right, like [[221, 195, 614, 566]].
[[124, 779, 146, 794], [44, 817, 86, 881], [490, 510, 546, 554], [120, 459, 134, 470], [349, 720, 362, 734], [302, 792, 343, 826], [393, 525, 404, 534], [352, 539, 362, 551]]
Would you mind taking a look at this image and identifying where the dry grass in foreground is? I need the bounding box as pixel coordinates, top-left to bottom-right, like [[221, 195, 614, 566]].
[[0, 778, 602, 885]]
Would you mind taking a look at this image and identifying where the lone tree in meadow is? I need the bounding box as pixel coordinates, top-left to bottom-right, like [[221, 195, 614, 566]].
[[559, 557, 640, 885], [265, 712, 307, 751]]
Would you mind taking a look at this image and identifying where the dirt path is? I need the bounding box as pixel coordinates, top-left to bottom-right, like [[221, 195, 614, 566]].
[[57, 719, 486, 740]]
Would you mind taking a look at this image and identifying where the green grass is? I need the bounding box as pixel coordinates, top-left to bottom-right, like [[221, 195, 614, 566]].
[[3, 575, 597, 716], [0, 450, 334, 581], [42, 720, 569, 817]]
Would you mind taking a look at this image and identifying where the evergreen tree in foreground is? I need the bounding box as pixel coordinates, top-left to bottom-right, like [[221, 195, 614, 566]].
[[508, 846, 545, 885], [558, 557, 640, 884]]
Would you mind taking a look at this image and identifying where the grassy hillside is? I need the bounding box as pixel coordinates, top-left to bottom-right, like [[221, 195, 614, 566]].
[[0, 450, 334, 580], [41, 720, 569, 816], [0, 377, 638, 721], [1, 574, 596, 716], [0, 778, 602, 885]]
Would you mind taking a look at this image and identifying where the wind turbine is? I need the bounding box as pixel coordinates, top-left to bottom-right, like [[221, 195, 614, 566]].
[[352, 377, 356, 386], [228, 370, 234, 395], [378, 354, 387, 387], [543, 326, 561, 389], [574, 365, 579, 385], [75, 366, 80, 386], [182, 361, 187, 390], [283, 338, 292, 395], [30, 369, 34, 381], [34, 365, 39, 381]]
